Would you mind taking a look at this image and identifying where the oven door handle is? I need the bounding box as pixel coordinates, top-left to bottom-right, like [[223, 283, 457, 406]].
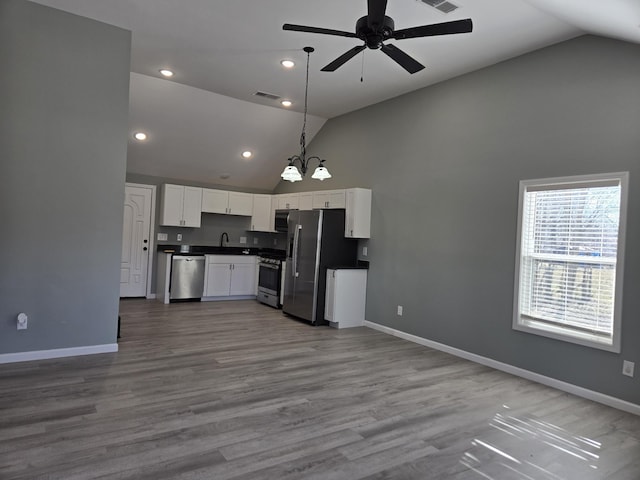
[[259, 263, 280, 270]]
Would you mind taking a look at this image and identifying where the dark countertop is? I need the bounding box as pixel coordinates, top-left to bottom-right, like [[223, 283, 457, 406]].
[[157, 245, 285, 258]]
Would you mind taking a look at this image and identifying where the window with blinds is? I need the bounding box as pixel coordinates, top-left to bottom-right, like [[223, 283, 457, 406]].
[[513, 173, 628, 352]]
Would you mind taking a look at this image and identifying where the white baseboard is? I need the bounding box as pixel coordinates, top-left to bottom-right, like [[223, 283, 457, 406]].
[[364, 321, 640, 417], [146, 293, 157, 299], [0, 344, 119, 364]]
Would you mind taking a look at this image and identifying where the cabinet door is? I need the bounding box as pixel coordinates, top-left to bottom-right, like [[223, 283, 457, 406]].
[[327, 190, 346, 209], [278, 194, 299, 210], [313, 190, 345, 209], [345, 188, 371, 238], [205, 263, 231, 296], [182, 187, 202, 227], [160, 184, 185, 226], [251, 194, 272, 231], [298, 192, 313, 211], [228, 192, 253, 216], [324, 269, 336, 322], [312, 191, 329, 209], [230, 262, 256, 295], [202, 188, 229, 214]]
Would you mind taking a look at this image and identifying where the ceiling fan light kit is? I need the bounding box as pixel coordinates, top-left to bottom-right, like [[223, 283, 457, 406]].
[[280, 46, 332, 183], [283, 0, 473, 74]]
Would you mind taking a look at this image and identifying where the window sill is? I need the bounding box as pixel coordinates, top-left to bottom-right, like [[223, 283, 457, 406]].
[[513, 318, 620, 353]]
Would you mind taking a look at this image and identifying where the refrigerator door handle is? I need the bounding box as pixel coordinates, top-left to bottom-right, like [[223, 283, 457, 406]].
[[292, 224, 302, 277]]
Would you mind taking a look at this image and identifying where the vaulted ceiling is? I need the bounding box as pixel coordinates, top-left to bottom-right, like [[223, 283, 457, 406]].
[[31, 0, 640, 191]]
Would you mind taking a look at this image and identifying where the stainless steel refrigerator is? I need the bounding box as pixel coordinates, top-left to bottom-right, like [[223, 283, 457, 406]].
[[282, 209, 358, 325]]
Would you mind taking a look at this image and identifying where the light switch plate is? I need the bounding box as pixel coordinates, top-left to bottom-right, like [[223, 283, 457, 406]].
[[240, 236, 247, 244], [362, 246, 368, 256], [157, 233, 168, 241]]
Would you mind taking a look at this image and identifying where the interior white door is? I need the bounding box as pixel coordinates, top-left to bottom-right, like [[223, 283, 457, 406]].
[[121, 184, 152, 297]]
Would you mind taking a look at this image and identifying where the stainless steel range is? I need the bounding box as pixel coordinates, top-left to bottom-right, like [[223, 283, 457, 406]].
[[257, 253, 284, 308]]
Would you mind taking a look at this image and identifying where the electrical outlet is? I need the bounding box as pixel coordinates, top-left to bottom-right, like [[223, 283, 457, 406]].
[[397, 305, 403, 316], [240, 236, 247, 244], [362, 246, 368, 256], [17, 313, 28, 330], [177, 233, 182, 241], [622, 360, 635, 377]]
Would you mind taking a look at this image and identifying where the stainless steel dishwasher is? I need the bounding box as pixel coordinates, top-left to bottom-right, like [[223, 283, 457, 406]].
[[170, 255, 205, 301]]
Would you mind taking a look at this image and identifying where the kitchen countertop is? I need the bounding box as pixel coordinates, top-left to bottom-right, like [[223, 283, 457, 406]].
[[157, 245, 284, 257]]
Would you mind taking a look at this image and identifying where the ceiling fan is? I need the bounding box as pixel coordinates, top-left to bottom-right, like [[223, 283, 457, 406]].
[[283, 0, 473, 74]]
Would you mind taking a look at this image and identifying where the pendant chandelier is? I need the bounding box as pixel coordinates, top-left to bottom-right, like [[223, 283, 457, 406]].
[[281, 47, 331, 183]]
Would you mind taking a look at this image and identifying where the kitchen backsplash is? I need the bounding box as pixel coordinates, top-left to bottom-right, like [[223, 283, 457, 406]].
[[156, 212, 287, 250]]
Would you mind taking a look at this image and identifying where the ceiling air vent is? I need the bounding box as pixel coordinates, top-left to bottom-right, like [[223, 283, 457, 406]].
[[254, 91, 281, 101], [419, 0, 459, 14]]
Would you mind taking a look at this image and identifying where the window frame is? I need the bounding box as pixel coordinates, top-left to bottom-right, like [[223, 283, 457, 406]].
[[512, 172, 629, 352]]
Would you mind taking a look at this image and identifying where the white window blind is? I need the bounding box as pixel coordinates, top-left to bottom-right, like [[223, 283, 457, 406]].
[[514, 173, 627, 351]]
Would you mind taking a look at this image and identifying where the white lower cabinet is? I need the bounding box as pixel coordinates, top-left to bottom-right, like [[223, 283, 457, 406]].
[[204, 255, 257, 298], [325, 269, 367, 328]]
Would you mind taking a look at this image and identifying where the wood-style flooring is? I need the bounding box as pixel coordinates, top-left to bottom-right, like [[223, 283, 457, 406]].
[[1, 299, 640, 479]]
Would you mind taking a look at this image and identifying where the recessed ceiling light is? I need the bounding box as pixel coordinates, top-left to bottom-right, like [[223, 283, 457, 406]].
[[281, 59, 295, 69], [133, 132, 147, 141], [281, 100, 292, 107], [241, 150, 253, 159], [159, 69, 174, 77]]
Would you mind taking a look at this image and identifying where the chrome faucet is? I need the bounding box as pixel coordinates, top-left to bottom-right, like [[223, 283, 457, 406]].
[[219, 232, 229, 247]]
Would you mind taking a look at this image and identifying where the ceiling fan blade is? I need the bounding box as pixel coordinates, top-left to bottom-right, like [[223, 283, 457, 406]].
[[367, 0, 388, 29], [283, 23, 357, 38], [392, 19, 473, 40], [380, 44, 425, 74], [321, 45, 367, 72]]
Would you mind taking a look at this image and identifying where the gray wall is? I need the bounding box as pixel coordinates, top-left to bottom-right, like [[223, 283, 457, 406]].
[[0, 1, 131, 353], [276, 35, 640, 405]]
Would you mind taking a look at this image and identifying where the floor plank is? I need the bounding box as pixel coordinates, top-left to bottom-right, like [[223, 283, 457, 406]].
[[1, 299, 639, 479]]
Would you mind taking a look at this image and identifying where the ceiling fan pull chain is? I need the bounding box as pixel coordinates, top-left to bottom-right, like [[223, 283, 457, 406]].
[[361, 50, 365, 83]]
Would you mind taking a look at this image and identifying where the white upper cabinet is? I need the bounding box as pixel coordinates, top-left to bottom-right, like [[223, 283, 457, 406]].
[[345, 188, 371, 238], [298, 192, 313, 211], [202, 189, 253, 216], [160, 184, 202, 227], [250, 194, 274, 232], [276, 193, 299, 210], [312, 190, 346, 209], [227, 192, 253, 216], [201, 189, 228, 214]]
